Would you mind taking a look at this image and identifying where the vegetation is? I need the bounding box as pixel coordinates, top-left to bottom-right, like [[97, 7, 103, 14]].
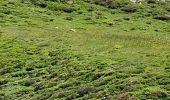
[[0, 0, 170, 100]]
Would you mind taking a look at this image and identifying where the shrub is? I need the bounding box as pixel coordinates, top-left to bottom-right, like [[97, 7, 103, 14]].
[[166, 6, 170, 12], [106, 22, 113, 26], [30, 0, 37, 4], [47, 0, 69, 2], [0, 93, 5, 100], [2, 9, 11, 15], [164, 84, 170, 91], [49, 72, 58, 79], [30, 0, 47, 8], [87, 7, 94, 12], [66, 95, 76, 100], [115, 93, 136, 100], [11, 71, 27, 77], [20, 79, 35, 86], [77, 10, 83, 14], [130, 28, 136, 30], [123, 17, 130, 21], [77, 86, 93, 97], [34, 82, 44, 91], [36, 93, 52, 100], [94, 0, 129, 9], [25, 66, 34, 71], [63, 7, 75, 13], [0, 79, 8, 85], [121, 6, 137, 13], [108, 2, 121, 9], [91, 72, 104, 80], [47, 82, 58, 88], [95, 80, 107, 86], [48, 50, 58, 57], [84, 16, 92, 20], [158, 79, 170, 85], [151, 91, 167, 99], [95, 0, 110, 6], [59, 82, 72, 89], [65, 16, 73, 20], [142, 89, 168, 99], [0, 92, 11, 100], [57, 91, 67, 98], [95, 15, 102, 19], [38, 3, 47, 8], [147, 0, 157, 4], [0, 67, 14, 75], [48, 3, 75, 12], [154, 15, 170, 21]]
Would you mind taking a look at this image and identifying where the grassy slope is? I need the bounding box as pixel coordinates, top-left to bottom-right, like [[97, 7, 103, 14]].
[[0, 0, 170, 100]]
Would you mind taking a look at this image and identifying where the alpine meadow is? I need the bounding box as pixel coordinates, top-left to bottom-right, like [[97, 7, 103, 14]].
[[0, 0, 170, 100]]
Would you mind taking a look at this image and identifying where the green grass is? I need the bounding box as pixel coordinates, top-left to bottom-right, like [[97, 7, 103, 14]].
[[0, 0, 170, 100]]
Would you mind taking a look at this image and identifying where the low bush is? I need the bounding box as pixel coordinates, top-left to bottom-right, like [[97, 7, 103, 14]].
[[0, 67, 14, 75], [63, 7, 76, 13], [123, 17, 130, 21], [38, 3, 47, 8], [20, 79, 35, 86], [147, 0, 157, 4], [115, 93, 136, 100], [77, 86, 93, 97], [151, 91, 168, 99], [25, 66, 34, 71], [95, 80, 107, 86], [121, 5, 137, 13], [11, 71, 27, 77], [154, 15, 170, 21], [34, 82, 44, 91], [0, 79, 8, 85], [57, 91, 67, 98], [59, 82, 72, 89], [108, 2, 121, 9], [65, 16, 73, 20], [84, 16, 92, 20], [94, 0, 130, 9], [49, 72, 58, 79]]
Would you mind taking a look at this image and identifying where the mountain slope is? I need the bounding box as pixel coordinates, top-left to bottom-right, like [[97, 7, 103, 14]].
[[0, 0, 170, 100]]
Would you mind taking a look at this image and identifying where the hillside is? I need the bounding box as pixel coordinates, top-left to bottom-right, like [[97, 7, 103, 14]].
[[0, 0, 170, 100]]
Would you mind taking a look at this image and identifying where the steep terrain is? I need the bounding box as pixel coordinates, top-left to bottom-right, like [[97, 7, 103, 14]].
[[0, 0, 170, 100]]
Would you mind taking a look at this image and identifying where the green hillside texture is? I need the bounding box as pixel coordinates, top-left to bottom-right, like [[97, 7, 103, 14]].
[[0, 0, 170, 99]]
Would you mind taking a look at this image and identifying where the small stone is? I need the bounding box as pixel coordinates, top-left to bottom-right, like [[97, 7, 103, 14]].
[[69, 29, 76, 32]]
